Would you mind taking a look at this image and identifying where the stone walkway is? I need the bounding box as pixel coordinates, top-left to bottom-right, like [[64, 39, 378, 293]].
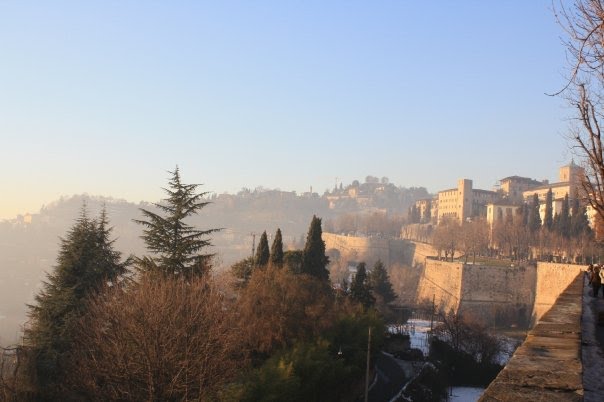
[[479, 273, 584, 401], [581, 274, 604, 402]]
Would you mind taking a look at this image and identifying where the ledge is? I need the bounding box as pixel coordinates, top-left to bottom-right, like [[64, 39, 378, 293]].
[[479, 272, 583, 402]]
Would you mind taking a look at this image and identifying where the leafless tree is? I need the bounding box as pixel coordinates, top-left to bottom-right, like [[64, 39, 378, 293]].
[[65, 277, 245, 401], [556, 0, 604, 225]]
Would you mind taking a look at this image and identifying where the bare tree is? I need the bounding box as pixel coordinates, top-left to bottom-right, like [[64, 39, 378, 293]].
[[66, 277, 245, 401], [556, 0, 604, 225]]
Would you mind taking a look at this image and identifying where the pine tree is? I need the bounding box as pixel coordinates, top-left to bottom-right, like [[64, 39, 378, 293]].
[[368, 260, 397, 304], [255, 231, 270, 267], [134, 167, 219, 279], [349, 262, 375, 309], [270, 228, 284, 267], [301, 215, 330, 280], [25, 206, 128, 398], [544, 189, 554, 231], [528, 194, 542, 233]]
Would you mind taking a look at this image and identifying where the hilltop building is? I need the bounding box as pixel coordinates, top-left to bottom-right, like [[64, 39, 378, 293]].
[[436, 179, 498, 223], [428, 162, 588, 226]]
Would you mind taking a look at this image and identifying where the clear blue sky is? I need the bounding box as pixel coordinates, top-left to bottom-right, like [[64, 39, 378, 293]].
[[0, 1, 575, 219]]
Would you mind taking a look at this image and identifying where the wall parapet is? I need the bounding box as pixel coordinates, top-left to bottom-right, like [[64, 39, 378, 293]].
[[479, 272, 583, 401]]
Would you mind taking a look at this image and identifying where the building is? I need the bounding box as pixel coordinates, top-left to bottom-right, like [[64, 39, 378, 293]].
[[498, 176, 545, 204], [437, 179, 499, 223], [486, 203, 522, 225], [522, 162, 585, 204]]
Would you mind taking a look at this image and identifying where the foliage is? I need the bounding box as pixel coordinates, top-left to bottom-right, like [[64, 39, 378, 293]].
[[225, 307, 384, 402], [255, 231, 270, 267], [270, 228, 284, 267], [237, 265, 335, 355], [24, 207, 128, 400], [349, 262, 375, 309], [134, 167, 219, 279], [301, 216, 330, 280], [368, 259, 397, 305], [231, 256, 254, 285], [430, 312, 503, 387], [67, 276, 244, 401], [283, 250, 304, 274], [544, 188, 554, 231]]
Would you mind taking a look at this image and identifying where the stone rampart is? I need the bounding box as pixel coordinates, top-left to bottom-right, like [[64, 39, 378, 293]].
[[458, 264, 536, 326], [532, 263, 583, 323], [415, 260, 463, 314], [323, 232, 413, 268], [479, 272, 583, 401]]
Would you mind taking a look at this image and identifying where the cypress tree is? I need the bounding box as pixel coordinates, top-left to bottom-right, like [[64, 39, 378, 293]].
[[571, 198, 592, 237], [368, 259, 397, 304], [270, 228, 284, 267], [559, 193, 571, 238], [255, 231, 270, 267], [544, 189, 554, 231], [350, 262, 375, 309], [25, 206, 128, 399], [528, 194, 542, 233], [301, 215, 330, 280], [134, 167, 219, 280]]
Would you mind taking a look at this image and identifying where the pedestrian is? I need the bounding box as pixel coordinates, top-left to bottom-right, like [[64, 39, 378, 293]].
[[599, 266, 604, 298], [588, 264, 594, 285]]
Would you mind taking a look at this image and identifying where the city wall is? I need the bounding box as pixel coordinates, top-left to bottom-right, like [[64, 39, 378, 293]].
[[323, 233, 584, 326]]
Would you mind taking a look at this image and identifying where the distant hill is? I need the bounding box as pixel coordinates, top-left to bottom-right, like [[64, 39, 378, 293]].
[[0, 178, 430, 344]]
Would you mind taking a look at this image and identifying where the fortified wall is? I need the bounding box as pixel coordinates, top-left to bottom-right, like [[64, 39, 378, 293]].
[[323, 233, 583, 326], [416, 260, 581, 326]]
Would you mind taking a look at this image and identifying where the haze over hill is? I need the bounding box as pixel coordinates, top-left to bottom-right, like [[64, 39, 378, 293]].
[[0, 177, 428, 344]]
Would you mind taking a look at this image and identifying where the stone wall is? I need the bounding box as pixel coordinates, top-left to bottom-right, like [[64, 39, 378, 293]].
[[458, 264, 536, 326], [415, 260, 463, 313], [479, 272, 583, 401], [323, 233, 584, 327], [531, 263, 583, 323]]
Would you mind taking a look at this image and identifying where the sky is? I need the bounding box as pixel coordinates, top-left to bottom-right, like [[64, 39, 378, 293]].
[[0, 1, 577, 219]]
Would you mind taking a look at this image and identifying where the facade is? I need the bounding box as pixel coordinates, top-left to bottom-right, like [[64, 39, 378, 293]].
[[522, 162, 585, 204], [499, 176, 545, 204], [437, 179, 498, 223], [486, 203, 522, 225]]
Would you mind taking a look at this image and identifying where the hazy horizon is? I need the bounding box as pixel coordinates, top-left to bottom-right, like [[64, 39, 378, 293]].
[[2, 1, 573, 219]]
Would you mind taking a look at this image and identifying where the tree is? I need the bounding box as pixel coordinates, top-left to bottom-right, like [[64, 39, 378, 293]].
[[25, 207, 128, 399], [134, 168, 219, 279], [349, 263, 375, 309], [255, 231, 270, 267], [270, 228, 284, 267], [67, 276, 243, 401], [555, 1, 604, 221], [544, 189, 554, 231], [558, 193, 571, 238], [571, 196, 592, 237], [301, 216, 330, 281], [528, 193, 542, 233], [368, 260, 397, 305]]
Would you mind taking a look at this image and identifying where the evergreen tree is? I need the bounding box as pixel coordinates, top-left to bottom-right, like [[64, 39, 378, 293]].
[[528, 194, 542, 233], [134, 167, 219, 279], [350, 262, 375, 309], [270, 228, 284, 267], [301, 215, 330, 280], [423, 202, 432, 223], [368, 260, 397, 304], [559, 193, 571, 238], [255, 231, 270, 267], [571, 197, 592, 237], [25, 207, 128, 399], [544, 189, 554, 231]]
